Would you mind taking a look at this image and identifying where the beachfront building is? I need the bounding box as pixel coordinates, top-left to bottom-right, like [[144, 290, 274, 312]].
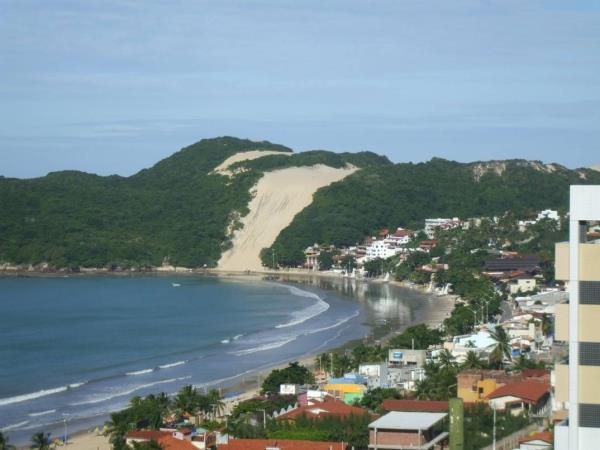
[[304, 244, 320, 270], [368, 411, 449, 450], [553, 186, 600, 450], [365, 239, 402, 261]]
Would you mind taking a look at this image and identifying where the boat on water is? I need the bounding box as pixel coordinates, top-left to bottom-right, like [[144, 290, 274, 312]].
[[171, 283, 181, 287]]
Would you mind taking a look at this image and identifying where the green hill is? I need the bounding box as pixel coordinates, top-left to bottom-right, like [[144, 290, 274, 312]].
[[264, 158, 600, 267], [1, 137, 598, 270], [0, 137, 378, 269]]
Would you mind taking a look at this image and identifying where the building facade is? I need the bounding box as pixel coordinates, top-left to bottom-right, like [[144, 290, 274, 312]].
[[554, 186, 600, 450]]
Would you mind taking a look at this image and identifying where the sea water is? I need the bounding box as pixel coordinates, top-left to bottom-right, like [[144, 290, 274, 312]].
[[0, 275, 366, 443]]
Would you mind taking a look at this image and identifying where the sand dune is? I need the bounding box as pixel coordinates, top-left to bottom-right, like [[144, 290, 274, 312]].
[[218, 164, 356, 271], [214, 150, 290, 176]]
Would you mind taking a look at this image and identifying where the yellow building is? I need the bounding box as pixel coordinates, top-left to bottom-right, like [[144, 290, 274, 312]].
[[323, 382, 367, 405], [554, 185, 600, 450], [457, 370, 514, 403]]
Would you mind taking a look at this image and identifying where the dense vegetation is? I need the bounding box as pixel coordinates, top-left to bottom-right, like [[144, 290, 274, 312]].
[[263, 158, 600, 267], [105, 385, 225, 450], [2, 136, 597, 270]]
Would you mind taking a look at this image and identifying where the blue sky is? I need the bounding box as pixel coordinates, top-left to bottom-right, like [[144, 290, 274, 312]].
[[1, 0, 599, 178]]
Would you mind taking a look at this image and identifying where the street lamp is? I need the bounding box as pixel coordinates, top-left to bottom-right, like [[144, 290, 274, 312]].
[[469, 308, 477, 329]]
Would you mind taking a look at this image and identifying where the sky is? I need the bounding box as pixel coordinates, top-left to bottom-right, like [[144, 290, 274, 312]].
[[1, 0, 599, 178]]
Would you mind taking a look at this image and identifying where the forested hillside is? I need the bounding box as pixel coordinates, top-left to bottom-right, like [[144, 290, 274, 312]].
[[1, 137, 598, 271], [0, 137, 374, 269], [263, 158, 600, 267]]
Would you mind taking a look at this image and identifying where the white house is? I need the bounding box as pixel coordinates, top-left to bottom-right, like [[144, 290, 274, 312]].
[[424, 218, 461, 238], [508, 276, 537, 295], [365, 239, 401, 261]]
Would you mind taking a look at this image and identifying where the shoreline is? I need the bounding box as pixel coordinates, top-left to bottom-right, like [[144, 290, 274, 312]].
[[5, 270, 456, 449]]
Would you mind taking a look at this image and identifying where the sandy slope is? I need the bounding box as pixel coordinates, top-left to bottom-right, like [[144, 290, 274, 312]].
[[213, 150, 290, 176], [218, 164, 356, 271]]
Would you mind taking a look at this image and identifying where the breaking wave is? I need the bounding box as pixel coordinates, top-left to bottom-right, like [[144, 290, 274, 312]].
[[229, 337, 297, 356], [158, 361, 186, 369], [28, 409, 56, 417], [70, 376, 191, 406], [0, 386, 68, 406], [126, 368, 155, 376], [275, 286, 330, 328]]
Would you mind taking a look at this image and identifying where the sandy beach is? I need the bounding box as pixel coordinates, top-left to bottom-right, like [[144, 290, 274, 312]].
[[218, 164, 356, 272]]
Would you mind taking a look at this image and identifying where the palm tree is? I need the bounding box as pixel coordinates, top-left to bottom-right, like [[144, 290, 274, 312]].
[[489, 325, 512, 369], [206, 389, 226, 418], [462, 350, 486, 370], [437, 349, 457, 369], [30, 432, 52, 450], [173, 385, 199, 415], [0, 432, 16, 450]]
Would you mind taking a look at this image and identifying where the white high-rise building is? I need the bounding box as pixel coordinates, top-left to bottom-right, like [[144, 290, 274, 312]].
[[554, 186, 600, 449]]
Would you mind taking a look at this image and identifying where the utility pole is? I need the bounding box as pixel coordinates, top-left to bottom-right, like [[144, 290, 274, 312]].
[[330, 352, 334, 377], [492, 404, 496, 450], [272, 249, 275, 270]]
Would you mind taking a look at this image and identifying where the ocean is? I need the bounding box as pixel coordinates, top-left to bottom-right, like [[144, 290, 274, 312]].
[[0, 274, 430, 444]]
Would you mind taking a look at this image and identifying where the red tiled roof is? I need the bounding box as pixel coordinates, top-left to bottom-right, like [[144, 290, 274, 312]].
[[157, 435, 198, 450], [382, 400, 449, 413], [519, 431, 553, 444], [277, 397, 368, 420], [393, 228, 413, 237], [126, 431, 170, 440], [486, 381, 550, 403], [218, 439, 345, 450], [521, 369, 550, 379]]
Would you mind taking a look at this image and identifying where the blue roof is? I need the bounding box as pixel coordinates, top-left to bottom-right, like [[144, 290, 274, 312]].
[[329, 374, 367, 385]]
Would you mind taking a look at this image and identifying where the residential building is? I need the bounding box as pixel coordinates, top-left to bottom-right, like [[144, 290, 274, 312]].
[[382, 399, 449, 413], [388, 349, 427, 368], [424, 218, 462, 238], [368, 411, 449, 450], [275, 396, 368, 422], [486, 381, 551, 416], [457, 369, 549, 404], [483, 255, 541, 275], [217, 439, 346, 450], [324, 376, 367, 404], [279, 384, 301, 395], [553, 185, 600, 450], [385, 227, 415, 246], [125, 430, 212, 450], [508, 276, 538, 295], [359, 362, 389, 389], [365, 239, 402, 261], [517, 431, 553, 450]]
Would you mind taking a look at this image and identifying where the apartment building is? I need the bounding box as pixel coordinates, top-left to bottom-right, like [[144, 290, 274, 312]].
[[554, 185, 600, 449]]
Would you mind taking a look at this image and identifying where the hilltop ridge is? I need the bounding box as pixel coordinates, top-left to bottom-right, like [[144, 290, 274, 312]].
[[1, 137, 599, 271]]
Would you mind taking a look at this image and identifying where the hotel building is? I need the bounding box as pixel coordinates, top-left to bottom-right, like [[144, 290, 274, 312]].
[[554, 185, 600, 449]]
